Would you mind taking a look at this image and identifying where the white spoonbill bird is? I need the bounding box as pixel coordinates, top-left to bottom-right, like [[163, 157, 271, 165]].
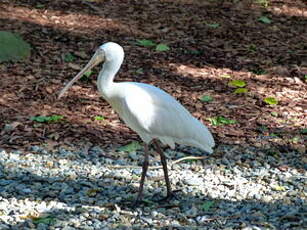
[[58, 42, 215, 204]]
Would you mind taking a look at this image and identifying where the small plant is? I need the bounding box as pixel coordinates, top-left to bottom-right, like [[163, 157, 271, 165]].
[[136, 39, 156, 47], [228, 80, 246, 88], [199, 95, 213, 102], [264, 97, 278, 105], [201, 200, 215, 212], [63, 53, 76, 62], [136, 39, 170, 52], [30, 115, 63, 123], [208, 116, 237, 126], [248, 44, 257, 52], [32, 215, 56, 225]]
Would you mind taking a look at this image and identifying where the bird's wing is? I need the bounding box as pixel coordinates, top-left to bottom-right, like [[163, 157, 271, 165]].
[[121, 83, 215, 152]]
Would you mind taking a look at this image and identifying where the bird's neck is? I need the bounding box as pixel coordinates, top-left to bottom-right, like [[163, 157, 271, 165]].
[[97, 60, 121, 98]]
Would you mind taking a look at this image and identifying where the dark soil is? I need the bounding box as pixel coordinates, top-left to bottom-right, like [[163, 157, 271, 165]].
[[0, 0, 306, 156]]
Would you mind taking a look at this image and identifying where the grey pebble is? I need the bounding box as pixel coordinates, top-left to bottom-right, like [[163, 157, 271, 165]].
[[0, 144, 305, 229]]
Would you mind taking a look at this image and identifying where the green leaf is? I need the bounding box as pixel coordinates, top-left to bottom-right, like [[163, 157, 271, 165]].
[[264, 97, 278, 105], [32, 216, 56, 225], [94, 115, 105, 121], [228, 80, 246, 88], [258, 16, 272, 24], [248, 44, 257, 52], [156, 44, 170, 52], [0, 31, 31, 62], [200, 95, 213, 102], [118, 141, 142, 152], [64, 53, 76, 62], [220, 74, 231, 79], [49, 115, 63, 122], [202, 201, 215, 211], [136, 39, 156, 47], [30, 115, 63, 123], [206, 23, 220, 28], [233, 88, 248, 94], [207, 116, 237, 126]]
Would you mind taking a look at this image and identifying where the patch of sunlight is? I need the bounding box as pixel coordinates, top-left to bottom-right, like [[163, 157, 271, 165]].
[[0, 5, 149, 36], [268, 5, 307, 18], [167, 63, 252, 80]]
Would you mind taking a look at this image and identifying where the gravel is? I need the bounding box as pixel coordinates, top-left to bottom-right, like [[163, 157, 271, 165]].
[[0, 144, 306, 229]]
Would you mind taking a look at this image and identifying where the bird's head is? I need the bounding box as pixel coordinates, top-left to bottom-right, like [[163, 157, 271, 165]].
[[58, 42, 124, 99]]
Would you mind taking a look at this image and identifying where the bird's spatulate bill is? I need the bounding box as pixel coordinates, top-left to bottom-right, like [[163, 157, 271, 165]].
[[58, 50, 105, 99]]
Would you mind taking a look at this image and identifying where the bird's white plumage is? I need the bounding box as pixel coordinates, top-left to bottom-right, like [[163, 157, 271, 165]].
[[97, 42, 215, 154], [106, 82, 215, 153], [60, 42, 215, 154]]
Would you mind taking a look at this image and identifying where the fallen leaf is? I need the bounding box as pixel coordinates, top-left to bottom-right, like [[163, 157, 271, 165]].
[[228, 80, 246, 88], [199, 95, 213, 102], [258, 16, 272, 24], [68, 63, 81, 70], [264, 97, 278, 105], [233, 88, 248, 94], [156, 44, 170, 52]]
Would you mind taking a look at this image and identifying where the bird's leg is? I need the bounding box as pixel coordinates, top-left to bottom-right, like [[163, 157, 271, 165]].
[[134, 143, 149, 205], [153, 140, 174, 199]]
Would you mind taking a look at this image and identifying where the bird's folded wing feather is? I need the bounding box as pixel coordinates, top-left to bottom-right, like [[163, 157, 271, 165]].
[[120, 83, 214, 151]]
